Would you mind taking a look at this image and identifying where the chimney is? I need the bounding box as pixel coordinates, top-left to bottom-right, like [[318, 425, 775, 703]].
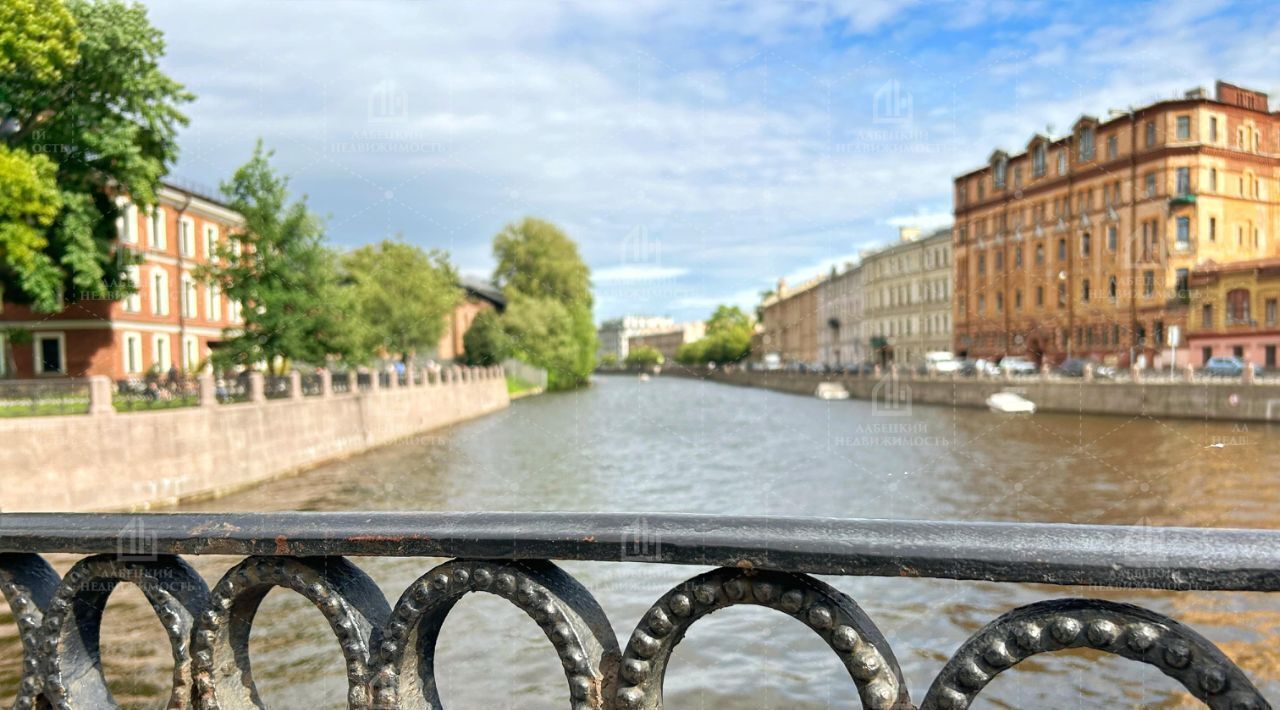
[[776, 278, 788, 298], [899, 226, 920, 242]]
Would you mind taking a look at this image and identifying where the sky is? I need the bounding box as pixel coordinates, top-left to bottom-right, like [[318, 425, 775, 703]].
[[142, 0, 1280, 323]]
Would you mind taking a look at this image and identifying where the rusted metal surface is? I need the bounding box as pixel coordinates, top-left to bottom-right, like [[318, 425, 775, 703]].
[[0, 512, 1274, 708]]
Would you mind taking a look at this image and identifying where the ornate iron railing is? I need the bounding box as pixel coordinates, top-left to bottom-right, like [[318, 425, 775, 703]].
[[0, 512, 1274, 709]]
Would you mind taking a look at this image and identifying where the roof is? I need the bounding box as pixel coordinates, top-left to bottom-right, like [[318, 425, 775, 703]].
[[460, 276, 506, 309], [1191, 257, 1280, 276]]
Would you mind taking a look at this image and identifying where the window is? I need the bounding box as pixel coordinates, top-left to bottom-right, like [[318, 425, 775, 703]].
[[1081, 232, 1091, 256], [1107, 225, 1117, 252], [1176, 217, 1190, 248], [149, 207, 167, 249], [995, 293, 1003, 312], [179, 217, 195, 257], [150, 268, 169, 315], [1057, 151, 1067, 175], [206, 283, 221, 320], [1145, 121, 1156, 147], [1082, 279, 1091, 302], [116, 200, 138, 244], [1145, 173, 1156, 197], [1143, 270, 1155, 297], [1202, 304, 1213, 328], [1108, 276, 1117, 302], [1015, 290, 1022, 309], [228, 298, 242, 323], [1209, 168, 1217, 191], [181, 275, 198, 318], [124, 265, 141, 313], [1035, 244, 1044, 265], [123, 332, 143, 374], [204, 224, 219, 259], [1210, 116, 1218, 142], [1227, 289, 1251, 324], [1032, 143, 1046, 177], [1057, 283, 1067, 306], [34, 333, 66, 375], [1267, 299, 1278, 327], [182, 335, 200, 371], [1078, 126, 1095, 160], [1176, 167, 1190, 195], [977, 254, 985, 274], [1106, 135, 1117, 159], [1036, 286, 1044, 307], [995, 251, 1004, 270], [978, 295, 985, 313], [1175, 268, 1189, 297], [1057, 238, 1066, 260], [1176, 115, 1190, 140], [1014, 246, 1022, 267], [993, 157, 1007, 188], [1209, 217, 1217, 242], [151, 334, 172, 371]]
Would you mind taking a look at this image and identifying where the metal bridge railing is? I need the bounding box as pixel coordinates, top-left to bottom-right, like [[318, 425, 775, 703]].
[[0, 512, 1272, 709]]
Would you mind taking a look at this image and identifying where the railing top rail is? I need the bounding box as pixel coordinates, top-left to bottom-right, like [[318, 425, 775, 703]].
[[1, 512, 1278, 591]]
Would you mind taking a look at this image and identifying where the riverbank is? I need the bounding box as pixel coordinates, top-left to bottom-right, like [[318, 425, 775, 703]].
[[0, 368, 509, 512], [659, 367, 1280, 422]]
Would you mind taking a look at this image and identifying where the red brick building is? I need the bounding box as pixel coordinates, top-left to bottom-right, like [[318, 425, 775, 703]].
[[0, 182, 245, 379], [953, 81, 1280, 367]]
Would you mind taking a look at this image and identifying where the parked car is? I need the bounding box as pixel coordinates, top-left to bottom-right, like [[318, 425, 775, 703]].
[[959, 359, 999, 377], [998, 356, 1039, 376], [1201, 356, 1260, 378], [924, 351, 963, 375], [1057, 358, 1116, 379]]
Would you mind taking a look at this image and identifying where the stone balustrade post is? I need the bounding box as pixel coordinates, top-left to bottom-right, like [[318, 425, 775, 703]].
[[290, 371, 303, 400], [88, 375, 115, 416], [1243, 364, 1256, 384], [1083, 363, 1094, 382], [385, 366, 399, 390], [320, 370, 333, 398], [198, 373, 218, 408], [1183, 363, 1196, 382], [248, 372, 265, 402], [1130, 365, 1142, 383], [347, 371, 358, 393]]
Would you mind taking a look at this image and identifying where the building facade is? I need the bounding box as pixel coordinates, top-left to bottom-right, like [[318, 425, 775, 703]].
[[1186, 257, 1280, 368], [1, 182, 245, 380], [816, 262, 866, 367], [953, 81, 1280, 367], [860, 227, 953, 365], [759, 274, 825, 366], [596, 315, 675, 364], [435, 278, 506, 362], [627, 321, 706, 362]]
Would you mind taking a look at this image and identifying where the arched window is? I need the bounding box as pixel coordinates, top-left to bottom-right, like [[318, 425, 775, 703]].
[[1227, 289, 1251, 324], [1108, 276, 1117, 302]]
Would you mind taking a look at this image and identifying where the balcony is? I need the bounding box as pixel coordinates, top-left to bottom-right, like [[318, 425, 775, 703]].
[[1169, 192, 1197, 207]]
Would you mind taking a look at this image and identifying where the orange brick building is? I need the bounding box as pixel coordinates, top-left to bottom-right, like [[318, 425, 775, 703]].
[[953, 81, 1280, 367], [1, 182, 245, 379], [435, 278, 506, 362]]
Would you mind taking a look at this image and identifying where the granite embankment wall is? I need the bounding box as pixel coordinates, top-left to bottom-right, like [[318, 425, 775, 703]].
[[0, 369, 509, 512], [671, 368, 1280, 423]]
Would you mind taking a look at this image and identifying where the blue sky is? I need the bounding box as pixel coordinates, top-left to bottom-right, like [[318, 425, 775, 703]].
[[143, 0, 1280, 323]]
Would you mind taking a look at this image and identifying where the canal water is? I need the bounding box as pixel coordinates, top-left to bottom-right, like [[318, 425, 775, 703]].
[[5, 375, 1280, 707]]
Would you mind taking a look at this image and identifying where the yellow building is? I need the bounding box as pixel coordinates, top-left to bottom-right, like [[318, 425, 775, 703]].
[[759, 275, 825, 366], [1187, 258, 1280, 368], [860, 227, 953, 365], [953, 81, 1280, 367]]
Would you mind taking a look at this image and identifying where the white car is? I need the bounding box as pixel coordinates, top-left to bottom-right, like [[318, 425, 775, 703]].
[[997, 356, 1039, 376], [924, 351, 962, 374]]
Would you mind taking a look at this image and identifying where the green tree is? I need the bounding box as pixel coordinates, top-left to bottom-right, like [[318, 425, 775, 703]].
[[677, 304, 754, 365], [626, 345, 663, 369], [499, 295, 582, 389], [200, 142, 357, 373], [342, 239, 460, 361], [0, 146, 62, 305], [491, 217, 596, 388], [707, 305, 751, 335], [2, 0, 192, 310], [461, 309, 510, 366], [598, 353, 619, 369]]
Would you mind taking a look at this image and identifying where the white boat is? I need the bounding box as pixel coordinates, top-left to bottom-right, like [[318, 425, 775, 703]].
[[815, 382, 850, 400], [638, 373, 651, 382], [986, 391, 1035, 413]]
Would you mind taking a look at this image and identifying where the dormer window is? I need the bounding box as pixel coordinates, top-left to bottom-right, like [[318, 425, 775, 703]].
[[1057, 151, 1067, 175], [993, 155, 1008, 188], [1032, 143, 1046, 177], [1077, 125, 1095, 161]]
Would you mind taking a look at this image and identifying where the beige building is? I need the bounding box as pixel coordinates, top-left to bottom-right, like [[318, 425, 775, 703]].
[[628, 321, 706, 362], [759, 274, 826, 365], [860, 227, 953, 365], [817, 262, 866, 367]]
